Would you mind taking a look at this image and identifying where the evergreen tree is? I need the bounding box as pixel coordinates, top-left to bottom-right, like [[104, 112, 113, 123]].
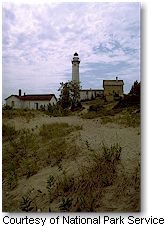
[[129, 80, 140, 96]]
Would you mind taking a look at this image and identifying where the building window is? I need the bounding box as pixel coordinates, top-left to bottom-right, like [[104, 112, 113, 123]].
[[11, 101, 15, 107], [35, 103, 39, 110]]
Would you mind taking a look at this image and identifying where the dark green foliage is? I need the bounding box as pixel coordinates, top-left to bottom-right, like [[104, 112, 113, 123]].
[[82, 107, 116, 119], [90, 143, 122, 187], [2, 124, 18, 141], [58, 81, 81, 110], [39, 122, 73, 140], [47, 175, 55, 203], [7, 171, 17, 190], [114, 94, 140, 108], [57, 171, 75, 193], [2, 109, 35, 120], [102, 143, 121, 163], [21, 159, 38, 178], [51, 143, 123, 212], [47, 175, 55, 192], [114, 93, 122, 101], [58, 82, 71, 109], [47, 103, 54, 113], [43, 103, 71, 117], [114, 81, 140, 109], [3, 129, 39, 186], [89, 103, 104, 112], [75, 195, 96, 212], [20, 192, 34, 212], [129, 80, 140, 96], [40, 105, 46, 111], [45, 139, 67, 166], [2, 105, 13, 110], [3, 122, 81, 189], [59, 197, 73, 211]]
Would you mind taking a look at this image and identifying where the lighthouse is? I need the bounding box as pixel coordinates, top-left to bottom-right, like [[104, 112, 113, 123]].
[[72, 52, 80, 83]]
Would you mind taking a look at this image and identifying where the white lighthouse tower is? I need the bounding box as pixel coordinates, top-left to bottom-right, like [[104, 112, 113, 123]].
[[72, 52, 80, 83]]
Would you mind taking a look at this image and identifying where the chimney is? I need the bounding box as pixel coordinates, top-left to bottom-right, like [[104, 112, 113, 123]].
[[19, 89, 21, 96], [24, 93, 26, 96]]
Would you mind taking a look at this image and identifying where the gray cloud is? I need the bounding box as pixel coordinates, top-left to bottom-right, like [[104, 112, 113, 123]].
[[2, 2, 140, 101]]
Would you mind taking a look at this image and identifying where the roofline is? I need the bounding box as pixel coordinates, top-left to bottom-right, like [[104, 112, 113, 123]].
[[103, 80, 124, 86], [5, 94, 57, 101], [22, 94, 55, 96], [5, 95, 19, 100], [103, 79, 124, 81], [80, 89, 103, 91]]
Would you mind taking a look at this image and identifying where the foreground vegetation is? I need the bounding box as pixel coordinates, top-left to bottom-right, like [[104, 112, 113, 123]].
[[3, 125, 140, 212], [81, 97, 140, 128], [2, 94, 140, 212], [2, 122, 81, 188]]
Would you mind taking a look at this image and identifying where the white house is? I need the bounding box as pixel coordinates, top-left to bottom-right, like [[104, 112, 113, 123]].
[[5, 90, 57, 110], [80, 89, 104, 101]]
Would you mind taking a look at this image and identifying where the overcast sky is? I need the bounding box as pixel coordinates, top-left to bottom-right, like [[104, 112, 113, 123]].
[[2, 2, 140, 100]]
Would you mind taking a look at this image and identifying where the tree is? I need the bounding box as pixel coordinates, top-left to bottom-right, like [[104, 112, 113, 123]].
[[58, 82, 71, 109], [58, 81, 81, 110], [129, 80, 140, 96]]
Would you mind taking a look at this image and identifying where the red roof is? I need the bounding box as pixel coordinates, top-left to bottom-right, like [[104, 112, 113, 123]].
[[5, 94, 56, 101], [19, 94, 56, 101]]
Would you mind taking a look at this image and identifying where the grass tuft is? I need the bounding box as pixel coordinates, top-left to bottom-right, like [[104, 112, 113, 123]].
[[49, 143, 123, 212], [46, 175, 55, 203]]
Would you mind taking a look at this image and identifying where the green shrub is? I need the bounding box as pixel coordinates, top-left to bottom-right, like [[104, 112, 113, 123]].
[[114, 94, 140, 108], [2, 105, 13, 110], [101, 107, 140, 127], [56, 170, 75, 194], [81, 104, 120, 119], [3, 129, 39, 183], [47, 175, 55, 203], [49, 143, 123, 212], [39, 123, 82, 141], [2, 109, 36, 120], [39, 123, 71, 140], [2, 124, 18, 140], [43, 104, 72, 117], [59, 197, 73, 211], [89, 104, 104, 112], [21, 158, 38, 178], [74, 195, 96, 212], [7, 171, 18, 190], [102, 143, 121, 164], [20, 190, 34, 212]]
